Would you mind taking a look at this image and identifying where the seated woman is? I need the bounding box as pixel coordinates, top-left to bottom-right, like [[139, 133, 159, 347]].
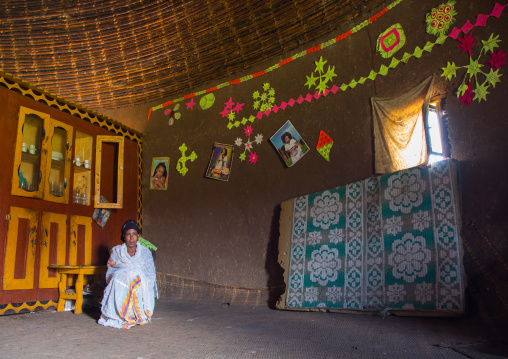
[[98, 220, 157, 329]]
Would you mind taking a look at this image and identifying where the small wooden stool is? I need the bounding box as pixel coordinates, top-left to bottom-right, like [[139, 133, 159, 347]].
[[49, 265, 107, 314]]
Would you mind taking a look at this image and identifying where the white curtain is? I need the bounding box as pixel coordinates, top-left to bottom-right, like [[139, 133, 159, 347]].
[[372, 75, 434, 174]]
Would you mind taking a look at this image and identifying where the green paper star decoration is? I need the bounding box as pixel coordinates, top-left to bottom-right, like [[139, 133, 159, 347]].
[[441, 61, 459, 80], [444, 32, 505, 105], [305, 56, 337, 94]]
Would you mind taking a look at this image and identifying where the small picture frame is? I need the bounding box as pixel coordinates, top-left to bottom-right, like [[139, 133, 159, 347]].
[[270, 120, 309, 167], [150, 157, 169, 190], [92, 196, 112, 228], [205, 143, 234, 181]]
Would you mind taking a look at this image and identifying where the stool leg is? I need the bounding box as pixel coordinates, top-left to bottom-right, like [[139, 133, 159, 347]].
[[74, 274, 84, 314], [57, 273, 66, 312]]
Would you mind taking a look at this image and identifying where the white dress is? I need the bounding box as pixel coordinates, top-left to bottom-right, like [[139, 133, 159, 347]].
[[98, 242, 157, 329]]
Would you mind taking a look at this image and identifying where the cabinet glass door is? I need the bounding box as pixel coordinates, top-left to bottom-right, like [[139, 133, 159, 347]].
[[43, 120, 73, 204], [11, 107, 50, 198]]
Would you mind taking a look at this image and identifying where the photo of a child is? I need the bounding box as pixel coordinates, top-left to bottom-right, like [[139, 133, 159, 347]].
[[270, 121, 309, 167], [150, 157, 169, 190]]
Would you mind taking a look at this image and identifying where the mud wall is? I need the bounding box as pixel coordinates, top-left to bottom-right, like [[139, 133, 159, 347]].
[[104, 0, 508, 327]]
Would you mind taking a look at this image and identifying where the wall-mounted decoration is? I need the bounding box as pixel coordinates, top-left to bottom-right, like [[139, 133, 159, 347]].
[[205, 143, 234, 181], [426, 1, 457, 37], [270, 121, 309, 167], [220, 97, 245, 128], [92, 196, 111, 228], [185, 98, 196, 110], [176, 143, 197, 176], [235, 125, 263, 164], [147, 0, 405, 120], [150, 157, 169, 190], [165, 104, 181, 126], [377, 24, 406, 58], [200, 93, 215, 110], [253, 83, 276, 112], [316, 131, 333, 162], [305, 56, 337, 94], [448, 2, 507, 40], [443, 32, 505, 106]]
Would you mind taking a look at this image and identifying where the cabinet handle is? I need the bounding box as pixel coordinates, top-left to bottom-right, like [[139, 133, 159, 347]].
[[44, 228, 48, 237], [31, 239, 36, 246], [72, 240, 77, 246], [43, 148, 47, 154], [72, 229, 76, 238], [43, 241, 48, 247]]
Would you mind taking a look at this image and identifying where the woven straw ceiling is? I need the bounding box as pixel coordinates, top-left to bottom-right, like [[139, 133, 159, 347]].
[[0, 0, 387, 111]]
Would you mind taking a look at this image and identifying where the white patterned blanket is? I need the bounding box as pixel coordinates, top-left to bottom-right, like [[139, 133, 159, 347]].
[[277, 159, 464, 315]]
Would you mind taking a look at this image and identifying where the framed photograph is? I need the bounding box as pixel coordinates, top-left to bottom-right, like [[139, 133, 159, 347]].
[[205, 143, 234, 181], [270, 120, 309, 167], [150, 157, 169, 190]]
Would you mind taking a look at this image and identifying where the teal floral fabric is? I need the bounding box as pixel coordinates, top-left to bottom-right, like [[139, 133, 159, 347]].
[[286, 159, 464, 313]]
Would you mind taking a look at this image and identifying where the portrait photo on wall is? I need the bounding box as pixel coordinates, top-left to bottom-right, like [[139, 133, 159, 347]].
[[205, 143, 234, 181], [270, 120, 309, 167], [150, 157, 169, 190]]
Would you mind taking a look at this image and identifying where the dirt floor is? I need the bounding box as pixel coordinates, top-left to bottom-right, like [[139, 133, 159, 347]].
[[0, 299, 507, 359]]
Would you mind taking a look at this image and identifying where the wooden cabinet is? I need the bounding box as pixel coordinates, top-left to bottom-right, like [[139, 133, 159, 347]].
[[3, 207, 38, 290], [11, 107, 50, 198], [0, 74, 141, 312], [11, 107, 74, 204], [3, 209, 93, 291], [95, 135, 124, 209]]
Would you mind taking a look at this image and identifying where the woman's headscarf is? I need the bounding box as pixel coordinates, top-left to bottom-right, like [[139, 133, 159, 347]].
[[121, 219, 141, 242]]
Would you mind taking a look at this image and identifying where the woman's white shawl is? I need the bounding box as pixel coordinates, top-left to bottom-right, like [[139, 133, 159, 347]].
[[98, 242, 157, 329]]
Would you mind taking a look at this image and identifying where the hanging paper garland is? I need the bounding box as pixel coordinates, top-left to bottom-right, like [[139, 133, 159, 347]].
[[147, 0, 407, 120], [426, 1, 457, 37], [176, 143, 197, 176], [377, 24, 406, 58], [316, 131, 333, 161]]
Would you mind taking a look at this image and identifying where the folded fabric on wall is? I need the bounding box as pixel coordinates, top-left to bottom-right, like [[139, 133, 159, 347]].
[[277, 159, 464, 315]]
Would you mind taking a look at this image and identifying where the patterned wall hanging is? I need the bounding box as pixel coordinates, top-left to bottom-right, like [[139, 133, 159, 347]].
[[200, 93, 216, 110], [165, 104, 181, 126], [426, 1, 457, 37], [278, 159, 464, 314], [377, 24, 406, 58], [442, 32, 506, 105], [220, 97, 245, 129], [305, 56, 337, 94], [253, 83, 276, 112], [316, 131, 333, 161], [235, 125, 263, 164], [175, 143, 197, 176]]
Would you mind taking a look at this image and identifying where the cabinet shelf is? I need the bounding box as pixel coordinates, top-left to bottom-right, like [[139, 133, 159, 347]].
[[74, 165, 91, 173], [21, 151, 41, 164]]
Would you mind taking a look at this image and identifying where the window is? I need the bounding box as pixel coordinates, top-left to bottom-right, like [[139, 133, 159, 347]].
[[426, 99, 450, 164]]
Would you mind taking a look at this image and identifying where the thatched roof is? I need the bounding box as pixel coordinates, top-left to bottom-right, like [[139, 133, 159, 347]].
[[0, 0, 387, 110]]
